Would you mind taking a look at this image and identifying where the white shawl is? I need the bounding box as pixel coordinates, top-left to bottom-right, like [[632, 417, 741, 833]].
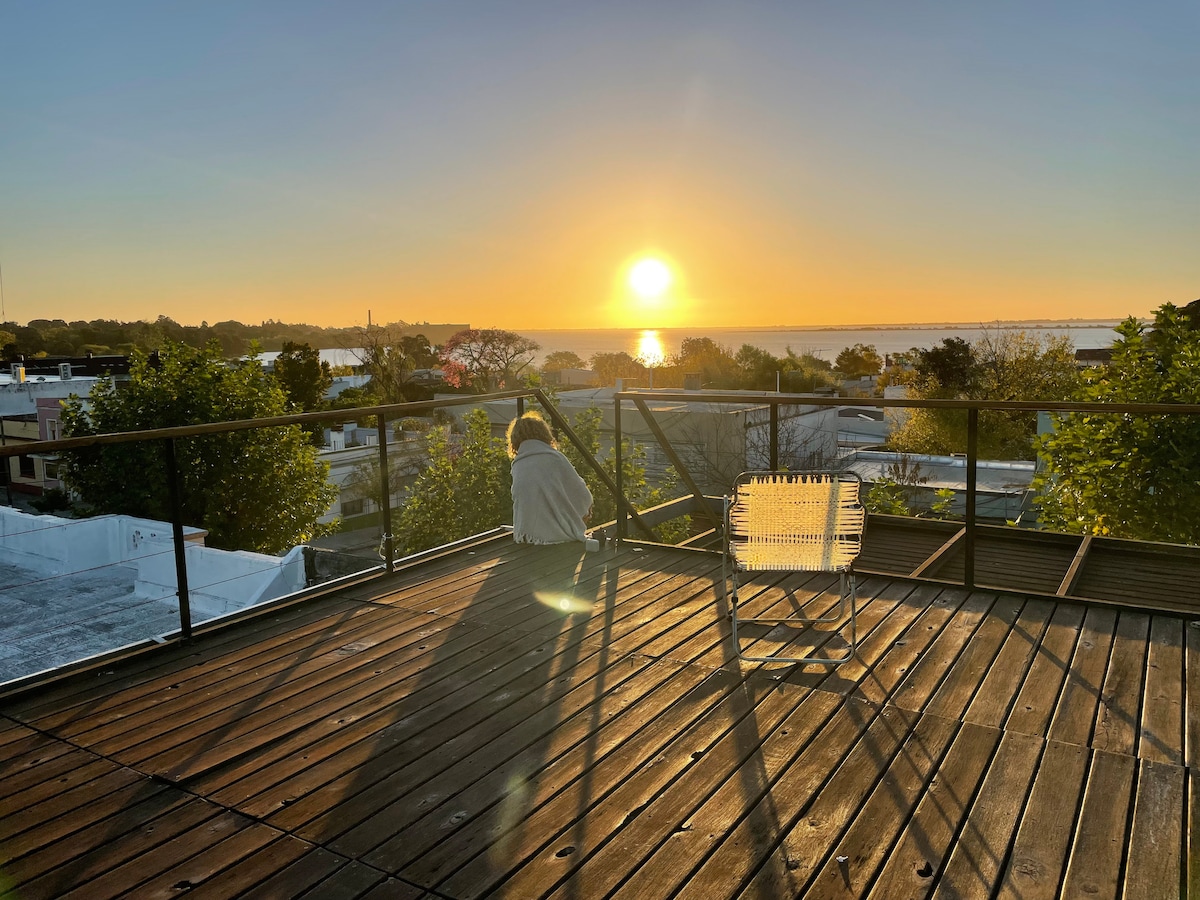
[[510, 440, 593, 544]]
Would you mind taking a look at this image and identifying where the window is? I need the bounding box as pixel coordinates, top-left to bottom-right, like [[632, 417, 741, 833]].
[[44, 462, 59, 481], [47, 419, 59, 440], [18, 455, 35, 479], [342, 498, 365, 516]]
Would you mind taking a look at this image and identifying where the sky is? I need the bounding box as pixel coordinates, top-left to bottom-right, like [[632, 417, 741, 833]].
[[2, 1, 1197, 331]]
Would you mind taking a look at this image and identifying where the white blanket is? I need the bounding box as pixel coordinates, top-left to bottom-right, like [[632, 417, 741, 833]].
[[510, 440, 593, 544]]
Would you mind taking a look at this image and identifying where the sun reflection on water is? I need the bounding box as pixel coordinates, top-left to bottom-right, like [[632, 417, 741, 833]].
[[635, 331, 666, 367]]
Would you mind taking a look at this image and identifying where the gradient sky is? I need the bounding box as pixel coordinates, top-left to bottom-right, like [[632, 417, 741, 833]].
[[2, 1, 1196, 330]]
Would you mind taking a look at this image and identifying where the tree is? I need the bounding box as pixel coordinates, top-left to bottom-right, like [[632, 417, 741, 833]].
[[541, 350, 586, 374], [735, 344, 783, 391], [915, 337, 977, 396], [345, 322, 436, 404], [589, 351, 645, 387], [1035, 305, 1200, 543], [392, 409, 512, 553], [674, 337, 739, 388], [778, 347, 839, 393], [834, 343, 884, 378], [60, 341, 338, 554], [890, 330, 1079, 460], [274, 341, 333, 412], [556, 404, 689, 541], [440, 328, 539, 390]]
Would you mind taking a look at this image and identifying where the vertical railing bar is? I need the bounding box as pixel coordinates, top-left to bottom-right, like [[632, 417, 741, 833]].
[[769, 401, 779, 470], [615, 393, 625, 540], [376, 413, 395, 573], [163, 438, 192, 641], [964, 407, 978, 590], [531, 389, 653, 539], [516, 396, 525, 417]]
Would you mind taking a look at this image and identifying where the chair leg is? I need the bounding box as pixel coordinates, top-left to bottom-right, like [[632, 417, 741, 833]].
[[730, 568, 857, 666]]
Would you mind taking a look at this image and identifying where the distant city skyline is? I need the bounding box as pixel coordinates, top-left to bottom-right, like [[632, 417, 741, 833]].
[[2, 2, 1196, 331]]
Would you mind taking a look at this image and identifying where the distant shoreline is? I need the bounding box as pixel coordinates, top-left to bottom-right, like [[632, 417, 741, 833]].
[[516, 319, 1126, 334]]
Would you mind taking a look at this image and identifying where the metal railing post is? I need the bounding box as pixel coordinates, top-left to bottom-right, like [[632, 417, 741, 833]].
[[516, 396, 525, 417], [163, 439, 192, 641], [964, 408, 978, 590], [377, 413, 395, 573], [769, 402, 779, 470], [615, 396, 625, 540]]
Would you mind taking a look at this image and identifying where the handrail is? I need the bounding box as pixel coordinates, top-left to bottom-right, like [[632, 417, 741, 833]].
[[611, 387, 1200, 589]]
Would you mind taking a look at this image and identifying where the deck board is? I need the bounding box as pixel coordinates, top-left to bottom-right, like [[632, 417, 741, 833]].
[[1, 536, 1194, 899]]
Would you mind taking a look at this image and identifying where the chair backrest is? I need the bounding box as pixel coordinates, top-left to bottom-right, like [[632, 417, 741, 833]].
[[727, 471, 864, 572]]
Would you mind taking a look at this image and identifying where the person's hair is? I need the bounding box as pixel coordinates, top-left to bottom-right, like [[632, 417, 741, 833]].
[[507, 411, 556, 458]]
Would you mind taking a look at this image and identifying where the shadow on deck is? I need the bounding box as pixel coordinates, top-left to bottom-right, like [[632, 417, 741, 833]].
[[1, 535, 1196, 898]]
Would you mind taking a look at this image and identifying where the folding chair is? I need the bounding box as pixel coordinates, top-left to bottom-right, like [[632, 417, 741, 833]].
[[724, 471, 864, 665]]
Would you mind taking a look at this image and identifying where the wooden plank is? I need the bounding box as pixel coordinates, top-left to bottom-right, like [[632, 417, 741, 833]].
[[61, 820, 282, 900], [1189, 767, 1200, 900], [1092, 610, 1150, 757], [963, 598, 1054, 728], [348, 659, 704, 867], [232, 848, 356, 899], [291, 862, 394, 899], [653, 703, 915, 900], [864, 721, 1001, 899], [910, 528, 964, 578], [1004, 602, 1087, 739], [170, 833, 322, 899], [307, 647, 662, 854], [995, 738, 1089, 900], [1056, 534, 1093, 596], [1048, 605, 1118, 748], [430, 675, 813, 898], [932, 730, 1043, 898], [1, 792, 207, 891], [1189, 620, 1200, 768], [1060, 749, 1136, 899], [889, 591, 994, 715], [747, 710, 959, 900], [383, 666, 747, 890], [1140, 615, 1184, 764], [200, 567, 719, 803], [924, 593, 1024, 722], [854, 587, 971, 710], [582, 699, 903, 900], [489, 682, 835, 900], [1122, 758, 1186, 900]]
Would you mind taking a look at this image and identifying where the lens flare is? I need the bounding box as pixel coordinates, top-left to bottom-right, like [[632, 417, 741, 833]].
[[533, 591, 594, 614]]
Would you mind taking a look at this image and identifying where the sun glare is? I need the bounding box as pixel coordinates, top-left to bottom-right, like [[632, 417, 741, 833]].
[[628, 258, 672, 299], [636, 331, 666, 367]]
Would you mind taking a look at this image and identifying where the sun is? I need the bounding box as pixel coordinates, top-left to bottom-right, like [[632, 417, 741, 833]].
[[628, 258, 672, 299]]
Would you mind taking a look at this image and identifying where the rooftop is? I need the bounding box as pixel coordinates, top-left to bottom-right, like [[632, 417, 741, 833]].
[[1, 534, 1194, 898]]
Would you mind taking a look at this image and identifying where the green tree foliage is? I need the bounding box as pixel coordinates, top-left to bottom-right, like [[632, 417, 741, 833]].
[[589, 351, 646, 387], [393, 409, 512, 553], [1035, 306, 1200, 542], [834, 343, 884, 378], [540, 350, 586, 374], [734, 344, 783, 391], [890, 331, 1079, 460], [556, 405, 689, 541], [778, 347, 839, 393], [672, 337, 740, 388], [915, 337, 977, 396], [439, 328, 540, 390], [59, 341, 338, 553], [273, 341, 334, 412], [346, 323, 437, 404]]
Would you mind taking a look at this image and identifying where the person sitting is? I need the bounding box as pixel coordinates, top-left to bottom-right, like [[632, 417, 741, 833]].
[[507, 412, 593, 544]]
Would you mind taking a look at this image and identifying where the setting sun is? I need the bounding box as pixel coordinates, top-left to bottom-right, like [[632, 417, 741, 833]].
[[628, 258, 672, 299]]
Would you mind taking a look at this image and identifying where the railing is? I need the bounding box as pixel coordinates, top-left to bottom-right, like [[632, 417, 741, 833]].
[[613, 389, 1200, 591], [4, 385, 1200, 687], [0, 388, 646, 677]]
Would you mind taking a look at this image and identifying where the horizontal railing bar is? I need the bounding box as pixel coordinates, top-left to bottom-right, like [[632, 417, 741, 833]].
[[614, 389, 1200, 415], [0, 389, 535, 458]]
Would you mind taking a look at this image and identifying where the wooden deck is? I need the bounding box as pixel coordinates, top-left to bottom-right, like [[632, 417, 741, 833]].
[[1, 536, 1196, 898]]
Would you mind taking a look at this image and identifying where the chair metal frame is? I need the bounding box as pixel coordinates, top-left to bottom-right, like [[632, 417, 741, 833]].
[[723, 470, 864, 665]]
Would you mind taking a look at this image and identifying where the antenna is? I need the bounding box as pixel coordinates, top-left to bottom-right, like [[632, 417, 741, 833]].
[[0, 256, 5, 323]]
